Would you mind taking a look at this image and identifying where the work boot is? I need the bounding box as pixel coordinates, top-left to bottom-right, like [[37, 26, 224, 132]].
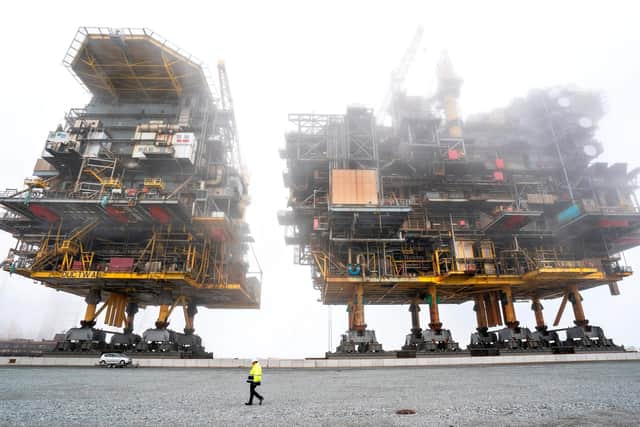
[[245, 402, 252, 406], [259, 397, 263, 405]]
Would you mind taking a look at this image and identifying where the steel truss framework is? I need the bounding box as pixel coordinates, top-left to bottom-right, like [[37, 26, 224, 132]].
[[0, 27, 260, 354], [280, 54, 640, 353]]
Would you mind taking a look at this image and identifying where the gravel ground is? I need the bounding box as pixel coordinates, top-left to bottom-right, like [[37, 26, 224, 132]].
[[1, 362, 640, 426]]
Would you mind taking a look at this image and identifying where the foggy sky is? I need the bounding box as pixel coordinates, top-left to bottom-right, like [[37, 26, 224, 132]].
[[0, 0, 638, 357]]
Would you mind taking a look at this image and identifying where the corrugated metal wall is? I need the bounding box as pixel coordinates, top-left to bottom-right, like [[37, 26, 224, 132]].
[[330, 169, 378, 205]]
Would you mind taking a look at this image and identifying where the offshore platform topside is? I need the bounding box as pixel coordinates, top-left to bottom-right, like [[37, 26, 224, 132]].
[[279, 33, 640, 355], [0, 27, 260, 356]]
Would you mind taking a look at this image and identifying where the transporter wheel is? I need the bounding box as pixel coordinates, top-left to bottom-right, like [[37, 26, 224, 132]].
[[99, 361, 106, 367], [119, 360, 126, 367]]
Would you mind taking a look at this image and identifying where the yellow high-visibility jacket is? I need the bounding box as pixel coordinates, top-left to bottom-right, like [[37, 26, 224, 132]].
[[249, 363, 262, 383]]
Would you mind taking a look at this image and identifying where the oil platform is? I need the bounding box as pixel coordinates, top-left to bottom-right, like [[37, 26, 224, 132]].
[[0, 27, 260, 356], [279, 30, 640, 356]]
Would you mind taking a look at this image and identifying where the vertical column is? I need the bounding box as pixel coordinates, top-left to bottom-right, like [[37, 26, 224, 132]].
[[568, 284, 588, 327], [347, 302, 355, 331], [474, 295, 488, 330], [409, 296, 421, 335], [124, 302, 138, 334], [183, 302, 198, 335], [155, 304, 171, 329], [427, 284, 442, 331], [80, 289, 101, 328], [487, 292, 503, 327], [351, 284, 366, 331], [501, 286, 519, 329], [531, 297, 546, 331]]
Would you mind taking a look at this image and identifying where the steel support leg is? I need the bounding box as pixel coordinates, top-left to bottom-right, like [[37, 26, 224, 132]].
[[529, 297, 557, 348], [80, 289, 101, 328], [420, 285, 458, 351], [410, 297, 421, 336], [531, 297, 546, 331], [183, 302, 197, 335], [427, 284, 442, 331], [487, 291, 503, 327], [501, 286, 519, 329], [568, 284, 588, 327], [335, 284, 382, 353], [474, 295, 489, 330], [155, 304, 171, 329], [352, 283, 366, 331], [402, 296, 422, 350], [124, 302, 138, 334]]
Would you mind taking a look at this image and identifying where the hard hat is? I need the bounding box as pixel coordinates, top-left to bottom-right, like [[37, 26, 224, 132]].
[[252, 358, 259, 363]]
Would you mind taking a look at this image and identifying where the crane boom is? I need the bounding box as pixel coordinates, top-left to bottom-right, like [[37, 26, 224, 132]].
[[377, 25, 424, 122], [217, 60, 243, 173]]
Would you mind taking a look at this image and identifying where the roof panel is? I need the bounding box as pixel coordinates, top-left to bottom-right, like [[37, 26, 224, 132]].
[[65, 27, 214, 103]]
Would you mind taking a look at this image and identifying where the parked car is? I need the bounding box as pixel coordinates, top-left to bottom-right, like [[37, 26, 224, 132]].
[[99, 352, 132, 367]]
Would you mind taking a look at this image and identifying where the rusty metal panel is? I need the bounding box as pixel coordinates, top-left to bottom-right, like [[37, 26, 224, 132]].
[[330, 169, 378, 205]]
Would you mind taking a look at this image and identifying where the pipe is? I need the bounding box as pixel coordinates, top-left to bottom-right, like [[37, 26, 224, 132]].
[[206, 165, 224, 186]]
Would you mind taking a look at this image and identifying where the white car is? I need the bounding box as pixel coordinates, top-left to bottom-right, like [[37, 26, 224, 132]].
[[99, 352, 132, 367]]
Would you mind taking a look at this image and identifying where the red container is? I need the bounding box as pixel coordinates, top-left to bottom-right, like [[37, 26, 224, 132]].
[[108, 257, 134, 272]]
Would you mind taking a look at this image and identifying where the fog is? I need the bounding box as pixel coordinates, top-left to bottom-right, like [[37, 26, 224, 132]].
[[0, 0, 638, 357]]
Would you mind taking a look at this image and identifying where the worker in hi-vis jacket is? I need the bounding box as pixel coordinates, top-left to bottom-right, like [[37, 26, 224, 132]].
[[245, 359, 264, 405]]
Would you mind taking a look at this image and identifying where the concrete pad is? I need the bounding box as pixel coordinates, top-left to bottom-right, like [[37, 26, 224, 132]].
[[290, 359, 305, 368], [218, 359, 235, 368], [371, 358, 384, 367], [25, 357, 41, 366], [359, 359, 374, 368], [347, 359, 362, 368], [325, 359, 339, 368], [140, 358, 162, 368], [315, 359, 327, 368], [265, 358, 279, 368], [182, 359, 199, 368], [279, 359, 292, 368], [2, 351, 639, 369], [207, 359, 221, 368], [381, 358, 397, 367], [174, 359, 188, 368]]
